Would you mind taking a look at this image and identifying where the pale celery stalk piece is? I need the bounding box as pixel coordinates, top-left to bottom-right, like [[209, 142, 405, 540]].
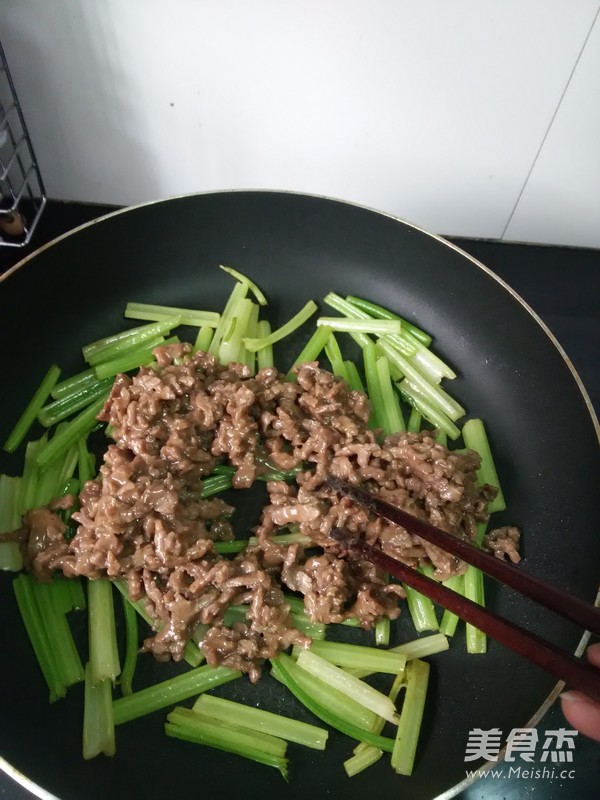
[[193, 694, 328, 750], [0, 474, 22, 570], [256, 320, 274, 369], [123, 304, 218, 327], [345, 664, 408, 776], [88, 579, 121, 686], [295, 650, 399, 724], [219, 265, 268, 305], [391, 658, 430, 775], [244, 300, 318, 352], [83, 663, 115, 759], [292, 640, 406, 675], [348, 633, 449, 679], [3, 364, 61, 453], [316, 317, 402, 335]]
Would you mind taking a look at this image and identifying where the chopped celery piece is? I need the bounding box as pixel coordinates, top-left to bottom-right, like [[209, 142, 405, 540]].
[[92, 335, 177, 379], [272, 653, 377, 731], [345, 295, 432, 346], [321, 293, 372, 349], [219, 297, 254, 364], [398, 379, 460, 440], [123, 303, 219, 327], [462, 418, 506, 513], [193, 325, 214, 353], [403, 584, 439, 633], [293, 640, 405, 675], [193, 694, 328, 750], [209, 281, 248, 357], [34, 581, 85, 688], [83, 663, 115, 759], [256, 321, 274, 369], [0, 474, 23, 571], [244, 300, 318, 352], [464, 522, 488, 654], [295, 650, 398, 723], [378, 338, 464, 421], [344, 360, 366, 393], [212, 540, 248, 554], [324, 333, 349, 383], [375, 616, 391, 646], [348, 633, 450, 678], [317, 317, 402, 335], [19, 437, 45, 516], [439, 574, 465, 637], [77, 436, 95, 486], [219, 265, 268, 306], [407, 407, 422, 433], [120, 593, 139, 696], [346, 665, 408, 775], [35, 398, 105, 469], [241, 302, 260, 373], [286, 325, 331, 378], [271, 655, 395, 752], [375, 355, 405, 435], [174, 707, 287, 756], [165, 715, 287, 778], [3, 364, 61, 453], [38, 379, 112, 427], [13, 574, 66, 702], [52, 368, 96, 400], [200, 474, 232, 498], [84, 318, 180, 365], [344, 745, 383, 776], [88, 579, 121, 686], [391, 659, 430, 775], [113, 664, 241, 725], [363, 343, 385, 430]]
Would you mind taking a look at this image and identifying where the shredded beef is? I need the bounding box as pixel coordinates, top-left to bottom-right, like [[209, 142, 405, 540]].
[[7, 343, 519, 680]]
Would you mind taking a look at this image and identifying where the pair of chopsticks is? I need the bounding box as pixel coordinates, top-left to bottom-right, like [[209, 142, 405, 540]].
[[326, 476, 600, 703]]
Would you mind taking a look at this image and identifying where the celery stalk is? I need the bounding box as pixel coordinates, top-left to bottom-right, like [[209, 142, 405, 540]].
[[83, 663, 115, 759], [119, 593, 139, 696], [271, 653, 378, 730], [3, 364, 61, 453], [287, 325, 331, 378], [244, 300, 318, 352], [348, 633, 449, 679], [295, 650, 398, 723], [271, 655, 395, 752], [256, 321, 274, 369], [123, 304, 219, 327], [113, 664, 241, 725], [193, 694, 328, 750], [292, 640, 405, 675], [0, 474, 23, 571], [391, 659, 430, 775], [88, 579, 121, 686]]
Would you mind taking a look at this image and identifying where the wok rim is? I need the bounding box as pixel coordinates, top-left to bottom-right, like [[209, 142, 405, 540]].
[[0, 188, 598, 800]]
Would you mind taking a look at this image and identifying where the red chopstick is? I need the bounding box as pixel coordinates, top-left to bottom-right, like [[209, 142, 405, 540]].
[[326, 478, 600, 703], [326, 476, 600, 636]]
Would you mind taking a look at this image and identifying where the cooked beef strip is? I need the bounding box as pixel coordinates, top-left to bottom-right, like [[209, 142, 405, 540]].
[[7, 343, 518, 679]]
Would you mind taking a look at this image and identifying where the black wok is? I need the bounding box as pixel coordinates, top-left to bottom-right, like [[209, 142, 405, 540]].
[[0, 190, 598, 800]]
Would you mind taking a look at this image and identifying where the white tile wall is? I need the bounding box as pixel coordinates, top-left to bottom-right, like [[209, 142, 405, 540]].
[[1, 0, 599, 245], [504, 10, 600, 248]]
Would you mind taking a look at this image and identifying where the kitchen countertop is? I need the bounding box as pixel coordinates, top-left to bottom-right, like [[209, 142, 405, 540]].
[[0, 201, 598, 800]]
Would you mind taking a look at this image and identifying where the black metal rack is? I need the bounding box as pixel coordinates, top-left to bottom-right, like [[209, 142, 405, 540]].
[[0, 41, 45, 248]]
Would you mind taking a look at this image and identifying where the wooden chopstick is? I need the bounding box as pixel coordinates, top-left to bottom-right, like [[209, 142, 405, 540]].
[[326, 476, 600, 637], [330, 527, 600, 703]]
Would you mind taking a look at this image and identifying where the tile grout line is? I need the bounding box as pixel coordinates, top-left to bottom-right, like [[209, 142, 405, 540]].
[[500, 4, 600, 240]]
